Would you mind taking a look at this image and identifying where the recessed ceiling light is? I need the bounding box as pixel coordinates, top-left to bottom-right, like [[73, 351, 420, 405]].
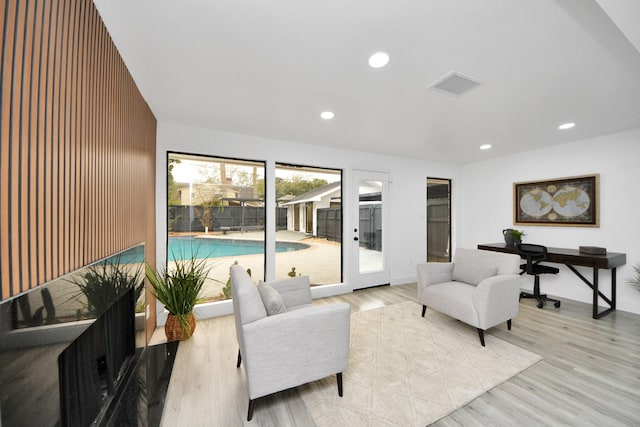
[[368, 52, 390, 68], [558, 122, 575, 130], [320, 111, 334, 120], [480, 144, 492, 150]]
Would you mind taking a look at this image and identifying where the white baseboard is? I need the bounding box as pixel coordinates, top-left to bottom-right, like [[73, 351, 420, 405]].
[[391, 275, 416, 286]]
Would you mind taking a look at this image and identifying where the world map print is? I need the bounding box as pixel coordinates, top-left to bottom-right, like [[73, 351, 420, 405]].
[[515, 175, 598, 226]]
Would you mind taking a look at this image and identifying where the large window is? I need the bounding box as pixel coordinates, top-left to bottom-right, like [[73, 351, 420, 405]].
[[166, 155, 342, 304], [275, 164, 342, 285], [167, 153, 265, 302]]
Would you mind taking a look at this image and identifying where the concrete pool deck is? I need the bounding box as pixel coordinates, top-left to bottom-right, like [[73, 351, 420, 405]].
[[170, 230, 382, 298], [171, 230, 383, 301], [195, 229, 309, 242], [181, 230, 342, 300]]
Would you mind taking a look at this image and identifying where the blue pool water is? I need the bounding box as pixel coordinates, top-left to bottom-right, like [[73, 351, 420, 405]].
[[168, 236, 309, 260]]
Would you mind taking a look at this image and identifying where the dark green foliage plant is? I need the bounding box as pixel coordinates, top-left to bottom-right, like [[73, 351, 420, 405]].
[[168, 158, 182, 206], [71, 255, 144, 317], [628, 263, 640, 292], [509, 229, 526, 241], [256, 177, 329, 198], [222, 261, 251, 299], [145, 255, 211, 337]]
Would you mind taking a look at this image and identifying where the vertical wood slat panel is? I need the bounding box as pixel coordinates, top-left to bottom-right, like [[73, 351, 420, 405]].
[[68, 0, 76, 268], [35, 0, 48, 285], [57, 0, 68, 278], [10, 0, 27, 295], [44, 0, 57, 283], [63, 0, 70, 267], [51, 0, 61, 280], [75, 0, 86, 269], [72, 2, 86, 265], [1, 0, 17, 299], [88, 3, 97, 263], [93, 12, 102, 261], [82, 2, 95, 268], [108, 28, 114, 255], [94, 16, 103, 261], [26, 0, 41, 290], [19, 0, 35, 293], [0, 0, 157, 301], [104, 32, 110, 255]]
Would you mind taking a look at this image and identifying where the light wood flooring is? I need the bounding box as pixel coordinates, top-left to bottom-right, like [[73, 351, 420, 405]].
[[158, 284, 640, 426]]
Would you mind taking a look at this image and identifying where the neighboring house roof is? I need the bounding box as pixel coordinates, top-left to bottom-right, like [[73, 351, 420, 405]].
[[277, 194, 296, 203], [283, 182, 341, 205]]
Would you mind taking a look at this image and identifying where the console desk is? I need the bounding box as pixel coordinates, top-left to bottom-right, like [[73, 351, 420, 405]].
[[477, 243, 627, 319]]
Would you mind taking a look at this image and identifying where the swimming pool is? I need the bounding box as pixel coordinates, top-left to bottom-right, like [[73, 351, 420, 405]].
[[168, 236, 309, 260]]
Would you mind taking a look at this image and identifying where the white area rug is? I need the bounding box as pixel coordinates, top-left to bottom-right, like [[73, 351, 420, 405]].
[[299, 301, 542, 427]]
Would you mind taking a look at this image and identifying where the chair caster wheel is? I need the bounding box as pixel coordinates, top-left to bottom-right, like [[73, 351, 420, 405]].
[[537, 302, 544, 309], [554, 302, 561, 308]]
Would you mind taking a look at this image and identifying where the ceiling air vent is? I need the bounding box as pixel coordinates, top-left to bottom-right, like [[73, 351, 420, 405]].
[[429, 71, 483, 96]]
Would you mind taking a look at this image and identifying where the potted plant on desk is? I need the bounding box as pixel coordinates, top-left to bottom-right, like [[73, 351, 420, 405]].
[[503, 228, 526, 246]]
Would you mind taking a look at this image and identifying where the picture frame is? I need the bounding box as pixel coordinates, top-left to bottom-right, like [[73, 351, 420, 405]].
[[513, 174, 599, 227]]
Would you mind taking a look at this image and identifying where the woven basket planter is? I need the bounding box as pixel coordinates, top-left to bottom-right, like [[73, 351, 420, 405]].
[[164, 312, 196, 341]]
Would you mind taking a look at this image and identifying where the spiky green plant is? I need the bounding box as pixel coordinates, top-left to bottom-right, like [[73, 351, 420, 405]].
[[70, 255, 144, 317], [222, 261, 251, 299], [145, 255, 211, 338], [628, 263, 640, 292]]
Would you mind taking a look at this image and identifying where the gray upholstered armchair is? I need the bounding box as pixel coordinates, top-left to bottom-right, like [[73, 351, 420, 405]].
[[416, 248, 526, 346], [230, 264, 350, 421]]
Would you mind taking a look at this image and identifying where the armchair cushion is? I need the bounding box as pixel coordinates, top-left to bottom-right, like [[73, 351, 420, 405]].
[[258, 283, 287, 315], [452, 263, 498, 286], [259, 275, 312, 308], [422, 282, 478, 326], [232, 266, 267, 325]]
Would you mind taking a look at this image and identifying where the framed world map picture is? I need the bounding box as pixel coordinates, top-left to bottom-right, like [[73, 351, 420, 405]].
[[514, 174, 599, 227]]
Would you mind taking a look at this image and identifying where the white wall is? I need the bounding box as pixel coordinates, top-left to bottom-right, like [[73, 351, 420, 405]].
[[460, 128, 640, 314], [156, 122, 462, 317]]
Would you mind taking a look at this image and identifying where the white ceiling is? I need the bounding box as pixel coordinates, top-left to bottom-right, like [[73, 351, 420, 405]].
[[94, 0, 640, 164]]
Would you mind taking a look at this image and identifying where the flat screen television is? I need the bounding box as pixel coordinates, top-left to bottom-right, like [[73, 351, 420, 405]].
[[0, 244, 145, 427]]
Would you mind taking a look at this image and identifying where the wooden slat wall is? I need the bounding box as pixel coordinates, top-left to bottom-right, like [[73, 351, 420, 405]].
[[0, 0, 156, 327]]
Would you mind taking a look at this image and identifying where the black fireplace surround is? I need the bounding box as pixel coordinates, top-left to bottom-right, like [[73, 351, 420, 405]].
[[0, 244, 176, 427]]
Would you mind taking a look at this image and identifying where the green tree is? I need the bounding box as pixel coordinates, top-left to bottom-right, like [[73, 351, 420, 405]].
[[256, 176, 329, 199], [168, 158, 182, 206]]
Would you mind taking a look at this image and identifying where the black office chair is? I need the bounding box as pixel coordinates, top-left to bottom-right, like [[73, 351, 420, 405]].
[[516, 243, 561, 309]]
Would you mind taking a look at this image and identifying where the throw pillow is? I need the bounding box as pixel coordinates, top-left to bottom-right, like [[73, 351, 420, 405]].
[[258, 283, 287, 316], [260, 275, 312, 307], [452, 263, 498, 286], [232, 267, 267, 324]]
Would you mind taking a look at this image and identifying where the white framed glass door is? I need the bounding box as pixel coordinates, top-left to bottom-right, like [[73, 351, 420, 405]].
[[351, 170, 390, 289]]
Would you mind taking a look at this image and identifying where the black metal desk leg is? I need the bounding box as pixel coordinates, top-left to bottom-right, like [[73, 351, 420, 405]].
[[592, 268, 598, 319], [565, 264, 614, 318], [592, 267, 616, 319], [612, 268, 617, 310]]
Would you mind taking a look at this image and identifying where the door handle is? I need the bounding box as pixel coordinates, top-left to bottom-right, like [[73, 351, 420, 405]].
[[354, 237, 359, 241]]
